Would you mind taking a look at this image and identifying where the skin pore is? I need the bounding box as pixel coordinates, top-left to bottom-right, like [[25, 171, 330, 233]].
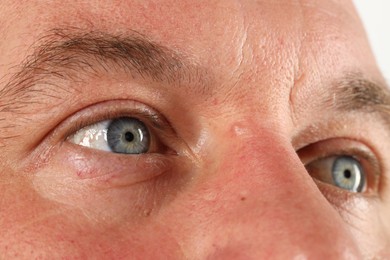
[[0, 0, 389, 258]]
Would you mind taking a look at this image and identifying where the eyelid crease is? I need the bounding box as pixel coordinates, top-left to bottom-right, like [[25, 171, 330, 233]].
[[61, 100, 172, 142], [290, 72, 390, 148], [298, 138, 380, 175], [297, 138, 381, 195], [65, 111, 161, 139]]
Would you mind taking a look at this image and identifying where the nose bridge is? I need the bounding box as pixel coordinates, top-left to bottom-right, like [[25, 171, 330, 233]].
[[190, 121, 361, 258], [209, 120, 307, 194]]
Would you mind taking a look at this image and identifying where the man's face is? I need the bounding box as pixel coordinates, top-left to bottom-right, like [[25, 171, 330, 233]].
[[0, 0, 389, 258]]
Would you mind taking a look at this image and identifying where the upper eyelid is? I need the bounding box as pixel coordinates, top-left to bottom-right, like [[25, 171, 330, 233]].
[[21, 98, 180, 166], [292, 116, 389, 191], [297, 138, 381, 176], [55, 100, 187, 157], [306, 155, 366, 191], [59, 100, 171, 141], [297, 138, 383, 195]]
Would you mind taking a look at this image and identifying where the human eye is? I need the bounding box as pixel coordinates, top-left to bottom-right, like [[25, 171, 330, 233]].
[[68, 117, 154, 154], [305, 155, 365, 192], [64, 100, 176, 157], [298, 138, 381, 194], [26, 100, 190, 220], [37, 99, 186, 187]]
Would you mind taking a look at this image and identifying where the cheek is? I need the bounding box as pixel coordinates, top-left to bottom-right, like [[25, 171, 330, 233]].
[[30, 140, 192, 226], [1, 189, 184, 258], [59, 142, 171, 183], [2, 150, 187, 258], [31, 166, 154, 223], [324, 188, 390, 255]]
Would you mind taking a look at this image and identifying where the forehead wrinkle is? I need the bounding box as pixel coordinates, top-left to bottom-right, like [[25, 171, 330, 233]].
[[0, 28, 209, 114]]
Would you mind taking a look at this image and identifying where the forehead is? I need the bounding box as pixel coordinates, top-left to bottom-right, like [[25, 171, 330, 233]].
[[0, 0, 381, 100], [0, 1, 374, 61], [1, 1, 362, 50]]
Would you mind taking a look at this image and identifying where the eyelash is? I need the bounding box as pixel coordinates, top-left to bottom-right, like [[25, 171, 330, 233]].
[[34, 99, 182, 161], [46, 99, 383, 196], [36, 99, 183, 184], [64, 107, 163, 140], [297, 138, 381, 195]]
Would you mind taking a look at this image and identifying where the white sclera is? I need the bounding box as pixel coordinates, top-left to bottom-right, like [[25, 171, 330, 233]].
[[68, 120, 111, 152]]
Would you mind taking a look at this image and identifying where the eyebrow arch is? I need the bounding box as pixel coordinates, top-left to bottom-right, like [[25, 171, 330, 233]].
[[329, 73, 390, 125], [0, 29, 206, 113]]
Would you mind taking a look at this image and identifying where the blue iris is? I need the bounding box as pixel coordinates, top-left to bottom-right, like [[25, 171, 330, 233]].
[[332, 156, 365, 192], [107, 117, 150, 154]]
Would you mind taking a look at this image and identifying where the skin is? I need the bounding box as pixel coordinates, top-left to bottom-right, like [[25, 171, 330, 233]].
[[0, 0, 389, 259]]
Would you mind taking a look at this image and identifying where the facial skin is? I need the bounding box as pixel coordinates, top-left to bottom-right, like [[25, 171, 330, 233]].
[[0, 0, 390, 258]]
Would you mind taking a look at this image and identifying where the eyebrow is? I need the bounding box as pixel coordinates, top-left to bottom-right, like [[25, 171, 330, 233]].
[[0, 29, 206, 113], [329, 74, 390, 123], [0, 29, 389, 128]]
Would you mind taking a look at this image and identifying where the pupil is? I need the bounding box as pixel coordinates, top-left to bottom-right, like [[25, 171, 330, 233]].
[[344, 169, 352, 179], [125, 132, 134, 142]]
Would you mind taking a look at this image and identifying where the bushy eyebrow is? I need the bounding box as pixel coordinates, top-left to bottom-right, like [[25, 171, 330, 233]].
[[0, 29, 206, 113]]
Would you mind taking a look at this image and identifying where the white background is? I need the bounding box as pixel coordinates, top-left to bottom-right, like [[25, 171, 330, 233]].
[[353, 1, 390, 82]]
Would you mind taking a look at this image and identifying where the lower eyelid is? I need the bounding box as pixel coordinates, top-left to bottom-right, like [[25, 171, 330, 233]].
[[297, 138, 381, 194], [60, 141, 174, 185]]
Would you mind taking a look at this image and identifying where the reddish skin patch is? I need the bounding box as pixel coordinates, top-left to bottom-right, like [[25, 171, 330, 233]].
[[0, 0, 389, 259]]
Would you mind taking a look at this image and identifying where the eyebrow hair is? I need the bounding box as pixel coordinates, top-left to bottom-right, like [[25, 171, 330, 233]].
[[330, 73, 390, 118], [0, 29, 206, 113], [0, 28, 389, 130]]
